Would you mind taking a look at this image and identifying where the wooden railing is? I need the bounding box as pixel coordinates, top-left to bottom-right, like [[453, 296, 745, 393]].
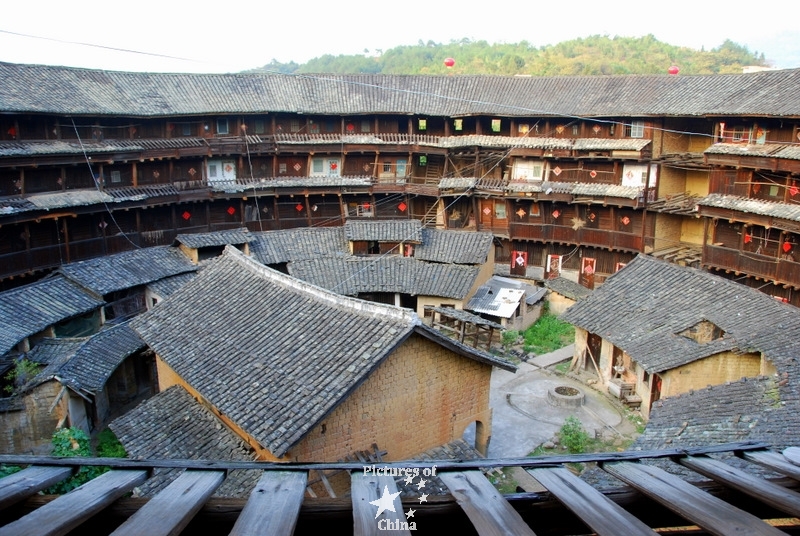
[[703, 244, 800, 287], [509, 223, 643, 252]]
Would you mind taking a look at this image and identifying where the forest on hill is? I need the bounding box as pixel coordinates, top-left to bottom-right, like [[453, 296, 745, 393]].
[[250, 35, 768, 76]]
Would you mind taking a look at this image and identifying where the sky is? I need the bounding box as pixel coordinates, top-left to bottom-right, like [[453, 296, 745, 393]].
[[2, 1, 799, 73]]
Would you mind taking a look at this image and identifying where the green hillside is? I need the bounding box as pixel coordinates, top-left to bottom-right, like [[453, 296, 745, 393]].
[[250, 35, 767, 76]]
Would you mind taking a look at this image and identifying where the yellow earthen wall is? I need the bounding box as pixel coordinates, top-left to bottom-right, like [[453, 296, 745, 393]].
[[660, 351, 763, 398], [289, 333, 492, 462]]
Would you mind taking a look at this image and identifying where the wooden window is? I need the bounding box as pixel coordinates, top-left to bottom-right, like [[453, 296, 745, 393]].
[[572, 124, 579, 136], [494, 201, 506, 219], [491, 119, 501, 132], [254, 119, 265, 134], [110, 170, 121, 184], [216, 119, 229, 135], [309, 121, 320, 134], [418, 119, 427, 131], [361, 120, 370, 133], [625, 121, 644, 138], [454, 119, 463, 131], [290, 120, 300, 133], [181, 123, 192, 136]]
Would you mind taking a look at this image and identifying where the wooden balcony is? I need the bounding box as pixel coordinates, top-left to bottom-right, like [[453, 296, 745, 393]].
[[509, 223, 643, 252], [703, 244, 800, 288]]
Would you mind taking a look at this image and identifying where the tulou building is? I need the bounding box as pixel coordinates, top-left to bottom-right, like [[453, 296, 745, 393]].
[[0, 63, 798, 304]]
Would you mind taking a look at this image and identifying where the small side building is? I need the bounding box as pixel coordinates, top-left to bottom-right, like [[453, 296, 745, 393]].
[[561, 254, 796, 418]]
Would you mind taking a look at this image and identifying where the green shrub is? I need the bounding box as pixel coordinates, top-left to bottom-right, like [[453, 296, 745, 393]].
[[45, 427, 108, 494], [0, 465, 22, 479], [96, 429, 126, 458], [501, 330, 519, 350], [522, 313, 574, 354], [560, 416, 590, 454], [3, 359, 41, 395]]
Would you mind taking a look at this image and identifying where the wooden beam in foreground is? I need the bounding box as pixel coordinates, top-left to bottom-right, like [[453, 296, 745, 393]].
[[0, 466, 73, 511], [602, 462, 786, 536], [438, 470, 536, 536], [229, 470, 307, 536], [528, 466, 658, 536], [0, 469, 147, 536], [111, 470, 225, 536]]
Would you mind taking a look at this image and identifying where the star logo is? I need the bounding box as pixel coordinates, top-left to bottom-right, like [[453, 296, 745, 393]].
[[369, 485, 401, 519], [403, 474, 414, 485], [416, 478, 427, 490], [406, 509, 416, 519], [418, 493, 429, 504]]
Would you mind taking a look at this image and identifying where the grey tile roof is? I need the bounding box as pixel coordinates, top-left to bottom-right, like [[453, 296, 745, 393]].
[[0, 185, 182, 215], [560, 254, 800, 373], [287, 256, 480, 300], [505, 180, 643, 199], [109, 385, 260, 498], [634, 376, 800, 452], [131, 247, 420, 457], [343, 219, 422, 243], [26, 190, 113, 210], [697, 193, 800, 223], [704, 142, 786, 158], [211, 176, 372, 193], [146, 272, 197, 298], [59, 245, 197, 295], [249, 227, 349, 265], [24, 322, 145, 394], [2, 63, 800, 117], [0, 138, 205, 157], [415, 229, 493, 264], [543, 277, 592, 301], [0, 275, 104, 356], [175, 228, 253, 249]]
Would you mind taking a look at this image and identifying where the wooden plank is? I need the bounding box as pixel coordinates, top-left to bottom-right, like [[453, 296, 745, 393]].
[[351, 472, 410, 536], [110, 470, 225, 536], [679, 456, 800, 517], [438, 470, 536, 536], [0, 469, 147, 536], [229, 470, 307, 536], [744, 450, 800, 481], [783, 446, 800, 466], [603, 462, 785, 536], [0, 466, 73, 510], [527, 466, 657, 536]]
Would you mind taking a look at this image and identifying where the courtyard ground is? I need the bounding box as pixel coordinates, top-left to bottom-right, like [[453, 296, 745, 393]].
[[465, 344, 643, 492]]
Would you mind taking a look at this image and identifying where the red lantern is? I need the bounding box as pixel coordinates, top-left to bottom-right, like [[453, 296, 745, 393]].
[[668, 65, 680, 75], [783, 242, 793, 253], [444, 57, 455, 68]]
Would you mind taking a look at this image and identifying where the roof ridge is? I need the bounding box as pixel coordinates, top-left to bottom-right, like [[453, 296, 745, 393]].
[[220, 245, 419, 324]]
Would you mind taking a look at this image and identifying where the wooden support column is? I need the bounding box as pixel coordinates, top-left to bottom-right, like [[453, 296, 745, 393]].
[[132, 162, 138, 187]]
